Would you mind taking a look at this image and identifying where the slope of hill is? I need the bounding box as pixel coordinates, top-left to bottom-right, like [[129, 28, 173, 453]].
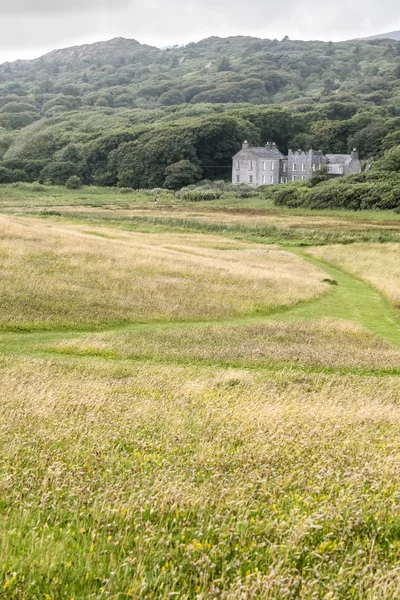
[[0, 34, 398, 189], [365, 30, 400, 41]]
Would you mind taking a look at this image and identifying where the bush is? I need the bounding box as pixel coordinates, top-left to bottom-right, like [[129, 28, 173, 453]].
[[119, 187, 134, 194], [65, 176, 82, 190], [179, 188, 223, 202]]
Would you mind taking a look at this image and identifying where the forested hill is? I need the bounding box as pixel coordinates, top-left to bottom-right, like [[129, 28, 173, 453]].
[[0, 34, 399, 189]]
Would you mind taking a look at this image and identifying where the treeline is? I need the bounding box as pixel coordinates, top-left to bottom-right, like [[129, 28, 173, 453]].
[[0, 99, 399, 190]]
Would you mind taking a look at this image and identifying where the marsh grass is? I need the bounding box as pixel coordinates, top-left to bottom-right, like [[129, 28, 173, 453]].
[[1, 356, 400, 598], [0, 215, 327, 330], [48, 318, 400, 373]]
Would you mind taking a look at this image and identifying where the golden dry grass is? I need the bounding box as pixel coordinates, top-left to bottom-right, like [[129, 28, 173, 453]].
[[0, 214, 327, 330], [25, 203, 400, 232], [1, 355, 400, 597], [50, 318, 400, 371], [309, 243, 400, 310]]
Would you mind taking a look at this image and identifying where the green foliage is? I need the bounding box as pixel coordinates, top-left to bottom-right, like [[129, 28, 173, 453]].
[[0, 36, 398, 191], [65, 175, 82, 189], [179, 188, 224, 201], [164, 160, 202, 189]]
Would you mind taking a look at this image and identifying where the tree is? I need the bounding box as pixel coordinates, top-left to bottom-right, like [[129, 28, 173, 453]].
[[159, 89, 185, 106], [66, 175, 82, 189], [164, 160, 202, 189], [217, 56, 232, 72]]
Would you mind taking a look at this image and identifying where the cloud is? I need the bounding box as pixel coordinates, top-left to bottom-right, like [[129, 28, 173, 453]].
[[0, 0, 398, 63], [0, 0, 130, 13]]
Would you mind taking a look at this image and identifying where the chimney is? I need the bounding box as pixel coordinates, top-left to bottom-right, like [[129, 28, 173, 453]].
[[242, 140, 249, 150], [351, 148, 359, 160]]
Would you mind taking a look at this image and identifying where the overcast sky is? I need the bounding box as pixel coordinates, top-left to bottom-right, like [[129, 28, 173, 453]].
[[0, 0, 399, 64]]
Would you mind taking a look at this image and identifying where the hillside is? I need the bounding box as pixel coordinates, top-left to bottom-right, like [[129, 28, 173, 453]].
[[0, 34, 398, 188], [365, 30, 400, 41]]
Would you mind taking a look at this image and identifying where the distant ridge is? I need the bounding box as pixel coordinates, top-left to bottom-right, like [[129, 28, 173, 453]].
[[364, 30, 400, 41]]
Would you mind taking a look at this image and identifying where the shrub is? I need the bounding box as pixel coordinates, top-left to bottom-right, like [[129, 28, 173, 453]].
[[119, 187, 134, 194], [66, 176, 82, 190], [180, 188, 223, 202]]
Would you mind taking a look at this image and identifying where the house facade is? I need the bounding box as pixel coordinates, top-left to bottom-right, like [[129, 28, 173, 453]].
[[232, 141, 362, 188]]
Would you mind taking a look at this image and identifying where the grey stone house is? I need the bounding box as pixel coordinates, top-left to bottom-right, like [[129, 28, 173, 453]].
[[232, 142, 362, 187]]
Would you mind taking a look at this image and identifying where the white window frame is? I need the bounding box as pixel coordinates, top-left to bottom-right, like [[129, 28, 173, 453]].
[[301, 175, 305, 180], [302, 164, 306, 172], [293, 163, 297, 172], [262, 175, 266, 184], [339, 166, 344, 174], [312, 164, 316, 172], [236, 161, 240, 170], [271, 162, 274, 171], [270, 175, 274, 184], [283, 163, 287, 173], [249, 161, 253, 171], [236, 174, 240, 183], [249, 175, 253, 183], [292, 175, 296, 182], [262, 161, 266, 171]]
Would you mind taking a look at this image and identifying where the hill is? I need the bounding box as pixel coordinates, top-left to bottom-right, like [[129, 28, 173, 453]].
[[365, 30, 400, 41], [0, 34, 398, 188]]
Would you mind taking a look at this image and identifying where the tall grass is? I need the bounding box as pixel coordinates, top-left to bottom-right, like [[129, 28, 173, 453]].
[[0, 215, 327, 330], [1, 356, 400, 598]]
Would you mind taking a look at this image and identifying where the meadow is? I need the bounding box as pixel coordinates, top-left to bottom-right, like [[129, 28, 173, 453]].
[[1, 186, 400, 599]]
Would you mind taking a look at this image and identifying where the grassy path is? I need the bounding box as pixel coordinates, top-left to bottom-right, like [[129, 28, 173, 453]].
[[0, 248, 399, 361]]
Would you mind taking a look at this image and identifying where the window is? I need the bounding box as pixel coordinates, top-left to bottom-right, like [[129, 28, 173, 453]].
[[339, 166, 344, 174], [249, 161, 253, 171], [271, 162, 274, 171], [292, 175, 296, 182], [236, 161, 240, 170], [249, 175, 253, 183], [236, 175, 240, 183], [283, 163, 287, 173], [293, 163, 297, 172], [280, 176, 284, 184], [262, 175, 265, 184], [319, 164, 322, 171], [262, 161, 266, 171], [301, 176, 305, 180], [312, 164, 316, 172], [302, 164, 306, 172], [328, 165, 333, 173]]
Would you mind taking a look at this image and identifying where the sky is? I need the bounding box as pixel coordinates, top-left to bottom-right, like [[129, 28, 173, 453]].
[[0, 0, 399, 64]]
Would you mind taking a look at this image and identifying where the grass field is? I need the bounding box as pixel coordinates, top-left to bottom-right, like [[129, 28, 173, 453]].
[[1, 186, 400, 598], [309, 244, 400, 312]]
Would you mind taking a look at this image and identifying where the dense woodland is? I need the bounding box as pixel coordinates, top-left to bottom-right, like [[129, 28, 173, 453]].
[[0, 35, 399, 207]]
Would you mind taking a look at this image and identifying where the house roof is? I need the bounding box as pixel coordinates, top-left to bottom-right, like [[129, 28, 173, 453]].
[[325, 154, 353, 165], [248, 146, 286, 159]]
